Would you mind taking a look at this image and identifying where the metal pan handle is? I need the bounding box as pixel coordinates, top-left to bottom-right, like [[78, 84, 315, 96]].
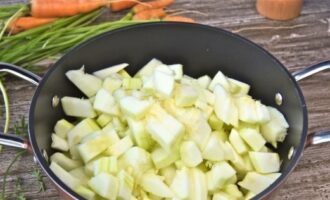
[[292, 60, 330, 147], [0, 63, 41, 150]]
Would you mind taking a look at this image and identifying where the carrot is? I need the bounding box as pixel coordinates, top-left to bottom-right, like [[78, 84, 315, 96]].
[[31, 0, 109, 18], [110, 0, 139, 12], [133, 0, 174, 13], [163, 15, 195, 23], [133, 8, 166, 20], [8, 17, 57, 34]]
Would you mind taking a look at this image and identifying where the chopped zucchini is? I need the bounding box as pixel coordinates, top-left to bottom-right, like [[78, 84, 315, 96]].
[[61, 97, 96, 118], [93, 63, 129, 79]]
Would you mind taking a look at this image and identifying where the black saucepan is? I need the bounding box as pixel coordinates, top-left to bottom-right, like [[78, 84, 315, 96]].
[[0, 22, 329, 200]]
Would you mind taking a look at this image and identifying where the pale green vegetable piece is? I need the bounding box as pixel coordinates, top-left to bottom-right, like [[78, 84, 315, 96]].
[[119, 147, 153, 179], [155, 64, 173, 75], [152, 147, 179, 169], [170, 168, 190, 199], [78, 132, 114, 163], [61, 97, 96, 118], [93, 63, 129, 79], [50, 153, 83, 171], [169, 64, 183, 80], [122, 78, 142, 90], [142, 75, 155, 94], [229, 129, 248, 154], [207, 161, 236, 191], [135, 58, 163, 77], [244, 191, 256, 200], [117, 170, 135, 200], [190, 168, 208, 200], [239, 128, 266, 151], [228, 78, 250, 96], [208, 71, 231, 91], [153, 70, 175, 97], [225, 141, 252, 174], [118, 70, 131, 78], [214, 84, 238, 127], [127, 118, 155, 151], [96, 114, 112, 127], [93, 89, 119, 116], [249, 152, 280, 173], [119, 96, 152, 119], [180, 141, 203, 167], [159, 165, 176, 185], [202, 134, 225, 162], [102, 75, 123, 93], [260, 106, 289, 147], [69, 167, 90, 186], [113, 88, 128, 101], [140, 173, 173, 198], [106, 136, 133, 157], [238, 172, 280, 194], [51, 134, 69, 152], [66, 67, 102, 97], [223, 184, 243, 198], [175, 84, 199, 107], [88, 172, 119, 200], [50, 162, 80, 190], [197, 75, 211, 89], [93, 156, 118, 176], [212, 192, 234, 200], [54, 119, 74, 139], [74, 185, 96, 200], [208, 114, 223, 131], [146, 105, 185, 151]]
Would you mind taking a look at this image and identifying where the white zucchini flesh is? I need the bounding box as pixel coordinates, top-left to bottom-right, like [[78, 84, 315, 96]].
[[180, 141, 203, 167], [239, 128, 266, 151], [190, 168, 207, 200], [51, 59, 290, 199], [51, 134, 69, 152], [229, 129, 248, 154], [50, 152, 82, 171], [88, 172, 119, 200], [66, 68, 102, 97], [93, 63, 129, 79], [61, 97, 96, 118], [249, 151, 280, 173], [119, 96, 152, 119], [202, 134, 226, 162], [54, 119, 74, 139], [153, 70, 175, 97], [140, 173, 173, 198], [206, 162, 236, 191], [50, 162, 81, 190], [170, 168, 190, 199], [152, 147, 179, 169], [214, 84, 238, 127], [238, 172, 281, 194], [208, 70, 231, 91], [146, 106, 185, 151], [93, 89, 118, 116]]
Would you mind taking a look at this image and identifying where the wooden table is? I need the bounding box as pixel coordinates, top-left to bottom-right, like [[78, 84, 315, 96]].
[[0, 0, 329, 199]]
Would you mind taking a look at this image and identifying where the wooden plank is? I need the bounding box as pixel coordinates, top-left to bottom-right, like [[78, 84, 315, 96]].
[[0, 0, 329, 199]]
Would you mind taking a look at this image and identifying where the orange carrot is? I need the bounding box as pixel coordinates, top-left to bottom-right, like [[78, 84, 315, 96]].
[[133, 0, 174, 13], [163, 15, 195, 23], [31, 0, 109, 18], [133, 8, 166, 20], [110, 0, 139, 12], [8, 17, 57, 34]]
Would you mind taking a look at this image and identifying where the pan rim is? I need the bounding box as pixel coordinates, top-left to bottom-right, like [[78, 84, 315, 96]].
[[28, 21, 308, 200]]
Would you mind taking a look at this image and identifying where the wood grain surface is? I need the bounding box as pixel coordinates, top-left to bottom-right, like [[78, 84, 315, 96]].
[[0, 0, 330, 199]]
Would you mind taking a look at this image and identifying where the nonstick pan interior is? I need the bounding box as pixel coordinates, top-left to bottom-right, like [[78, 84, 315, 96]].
[[29, 22, 307, 199]]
